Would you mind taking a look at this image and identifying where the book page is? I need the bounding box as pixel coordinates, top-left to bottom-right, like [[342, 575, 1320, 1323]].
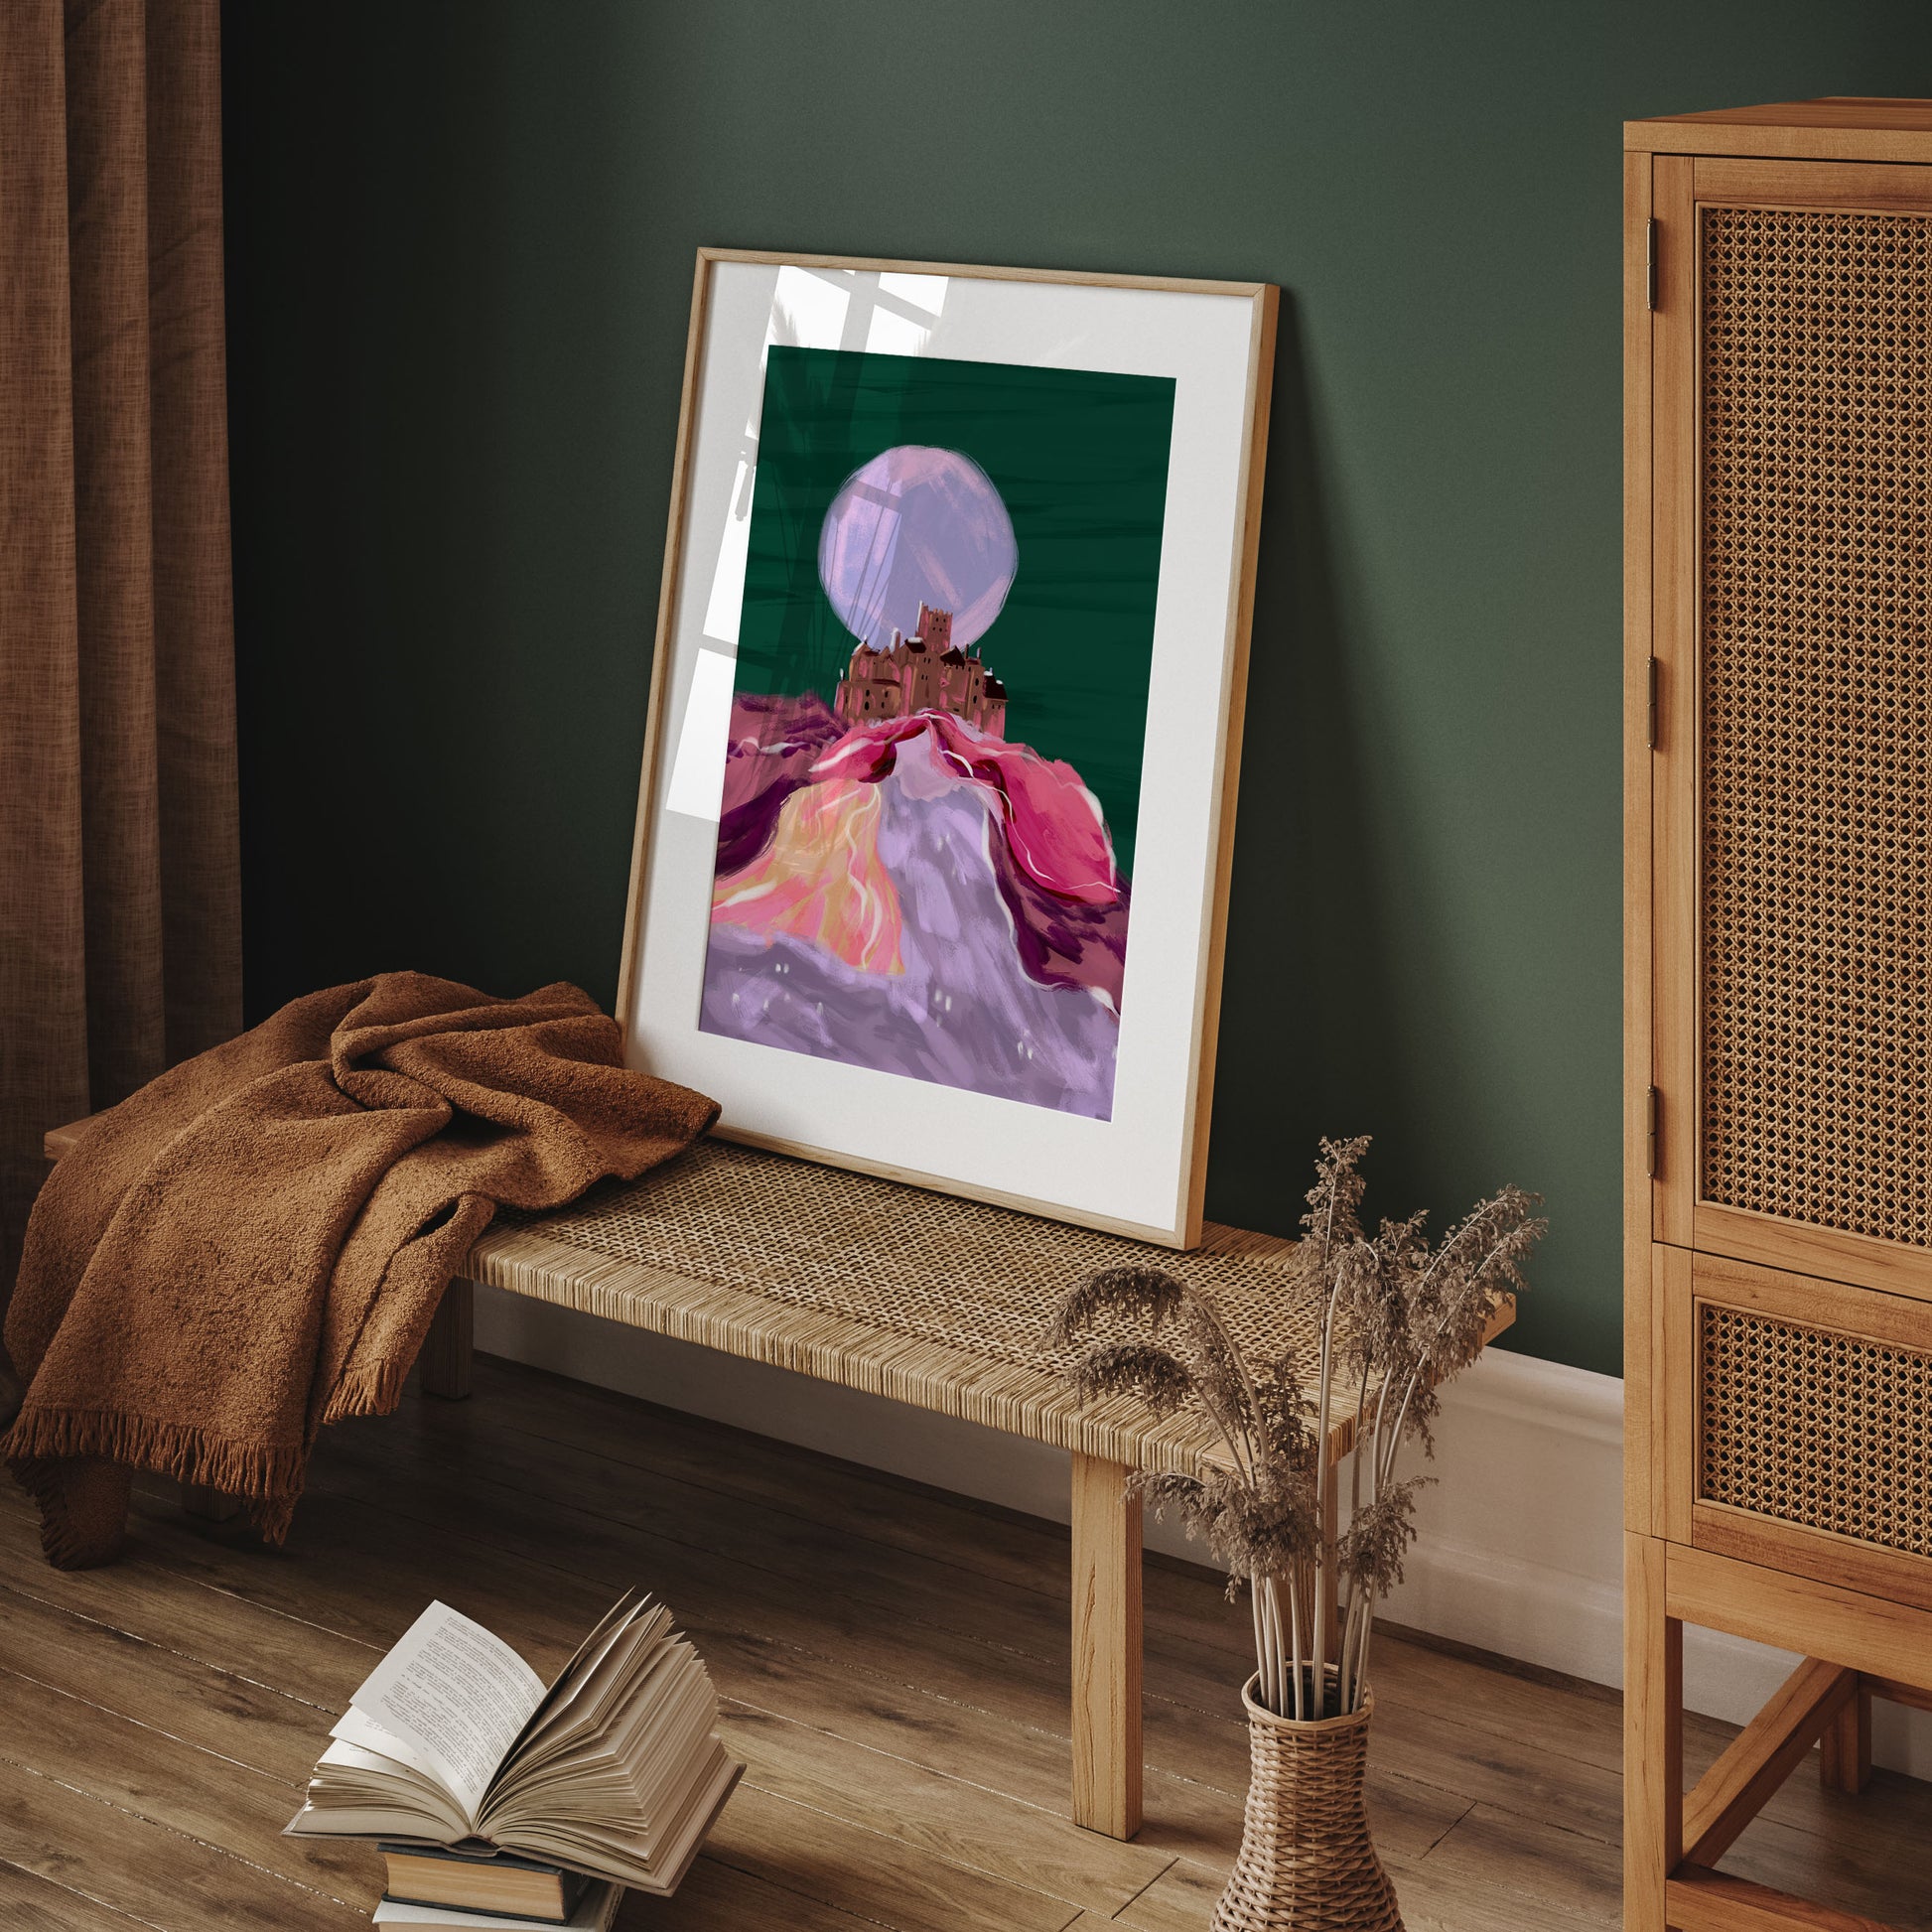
[[494, 1598, 671, 1792], [331, 1702, 446, 1785], [306, 1721, 476, 1844], [495, 1590, 645, 1779], [347, 1602, 546, 1822]]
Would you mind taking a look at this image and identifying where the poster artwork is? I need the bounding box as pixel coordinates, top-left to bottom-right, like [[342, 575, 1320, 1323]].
[[700, 345, 1175, 1121]]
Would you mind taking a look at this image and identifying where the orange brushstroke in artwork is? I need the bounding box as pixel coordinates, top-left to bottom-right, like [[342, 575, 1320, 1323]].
[[711, 776, 904, 976]]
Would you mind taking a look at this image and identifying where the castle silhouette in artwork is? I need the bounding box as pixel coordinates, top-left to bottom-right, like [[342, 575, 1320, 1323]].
[[833, 603, 1009, 737]]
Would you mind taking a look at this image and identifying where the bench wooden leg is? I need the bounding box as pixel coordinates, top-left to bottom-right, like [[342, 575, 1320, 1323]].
[[1070, 1449, 1142, 1839], [182, 1482, 240, 1523], [421, 1277, 474, 1400]]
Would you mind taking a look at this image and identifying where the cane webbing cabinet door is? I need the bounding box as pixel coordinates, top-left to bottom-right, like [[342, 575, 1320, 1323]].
[[1626, 100, 1932, 1932]]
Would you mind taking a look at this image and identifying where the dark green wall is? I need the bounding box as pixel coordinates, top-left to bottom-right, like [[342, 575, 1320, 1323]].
[[221, 2, 1932, 1377]]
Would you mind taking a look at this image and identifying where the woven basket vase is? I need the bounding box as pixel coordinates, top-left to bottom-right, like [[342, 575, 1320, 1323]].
[[1210, 1672, 1403, 1932]]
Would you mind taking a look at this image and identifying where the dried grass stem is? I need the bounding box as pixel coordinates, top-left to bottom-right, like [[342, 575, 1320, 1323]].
[[1050, 1137, 1543, 1719]]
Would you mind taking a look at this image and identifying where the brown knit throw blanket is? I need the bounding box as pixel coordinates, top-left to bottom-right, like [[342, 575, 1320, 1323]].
[[4, 973, 719, 1569]]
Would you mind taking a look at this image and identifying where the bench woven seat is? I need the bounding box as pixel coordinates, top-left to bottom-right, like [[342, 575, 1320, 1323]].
[[453, 1135, 1518, 1840], [468, 1136, 1325, 1480]]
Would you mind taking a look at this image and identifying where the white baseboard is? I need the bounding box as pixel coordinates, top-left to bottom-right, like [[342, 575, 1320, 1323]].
[[475, 1284, 1930, 1777], [1377, 1346, 1931, 1778]]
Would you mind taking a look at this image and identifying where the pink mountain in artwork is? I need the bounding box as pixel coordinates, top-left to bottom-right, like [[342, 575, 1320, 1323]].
[[701, 687, 1130, 1119]]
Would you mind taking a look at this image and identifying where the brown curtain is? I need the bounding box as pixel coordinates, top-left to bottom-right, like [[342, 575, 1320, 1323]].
[[0, 0, 240, 1329]]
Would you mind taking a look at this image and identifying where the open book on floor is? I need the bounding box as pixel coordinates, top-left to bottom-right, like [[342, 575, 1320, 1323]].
[[286, 1591, 742, 1906]]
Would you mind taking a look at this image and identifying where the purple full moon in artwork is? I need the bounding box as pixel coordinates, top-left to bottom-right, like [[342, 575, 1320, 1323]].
[[817, 445, 1018, 651]]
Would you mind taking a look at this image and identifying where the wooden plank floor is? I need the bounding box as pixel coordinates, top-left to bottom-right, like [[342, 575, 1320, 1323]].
[[2, 1353, 1929, 1931]]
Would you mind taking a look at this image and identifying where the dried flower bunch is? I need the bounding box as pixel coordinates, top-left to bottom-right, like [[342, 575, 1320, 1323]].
[[1049, 1137, 1544, 1722]]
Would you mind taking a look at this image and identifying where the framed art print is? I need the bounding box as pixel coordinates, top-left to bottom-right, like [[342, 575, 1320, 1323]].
[[617, 249, 1276, 1246]]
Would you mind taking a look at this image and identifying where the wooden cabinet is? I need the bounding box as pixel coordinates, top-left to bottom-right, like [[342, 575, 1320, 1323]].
[[1625, 99, 1932, 1932]]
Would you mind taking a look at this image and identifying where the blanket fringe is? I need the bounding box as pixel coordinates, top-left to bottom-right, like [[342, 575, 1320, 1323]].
[[5, 1405, 306, 1509], [321, 1355, 411, 1426], [251, 1490, 302, 1546], [7, 1346, 423, 1561]]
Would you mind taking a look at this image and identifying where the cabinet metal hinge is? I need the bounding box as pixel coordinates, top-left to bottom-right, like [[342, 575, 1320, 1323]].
[[1645, 219, 1657, 311], [1646, 656, 1658, 750], [1646, 1087, 1659, 1178]]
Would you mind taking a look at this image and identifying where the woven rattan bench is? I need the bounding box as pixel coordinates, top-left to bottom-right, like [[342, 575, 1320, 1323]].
[[45, 1120, 1512, 1841], [425, 1136, 1514, 1840]]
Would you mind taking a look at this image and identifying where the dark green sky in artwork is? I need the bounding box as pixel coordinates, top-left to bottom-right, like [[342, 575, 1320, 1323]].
[[737, 345, 1174, 880]]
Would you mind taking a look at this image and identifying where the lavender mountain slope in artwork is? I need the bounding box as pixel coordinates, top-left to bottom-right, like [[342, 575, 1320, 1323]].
[[702, 702, 1128, 1118]]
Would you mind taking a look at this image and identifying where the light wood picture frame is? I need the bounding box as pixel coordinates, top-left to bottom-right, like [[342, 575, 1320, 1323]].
[[617, 248, 1276, 1246]]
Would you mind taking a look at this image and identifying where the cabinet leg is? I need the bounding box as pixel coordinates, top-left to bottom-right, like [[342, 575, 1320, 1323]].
[[1820, 1678, 1872, 1794], [1624, 1532, 1682, 1932], [421, 1278, 474, 1400], [1070, 1449, 1142, 1839]]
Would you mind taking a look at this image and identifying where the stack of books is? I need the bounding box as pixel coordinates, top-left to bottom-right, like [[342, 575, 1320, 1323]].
[[286, 1591, 743, 1927], [371, 1846, 620, 1930]]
